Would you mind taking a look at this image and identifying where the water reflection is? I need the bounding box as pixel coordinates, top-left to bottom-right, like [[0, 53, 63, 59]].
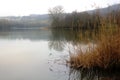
[[48, 29, 96, 52], [48, 29, 80, 52], [48, 29, 66, 51], [0, 29, 51, 41], [68, 68, 120, 80], [48, 41, 65, 51], [49, 29, 120, 80], [0, 29, 119, 80], [0, 30, 69, 80]]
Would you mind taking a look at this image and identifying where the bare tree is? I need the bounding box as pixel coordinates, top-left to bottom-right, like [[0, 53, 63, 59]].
[[48, 6, 64, 28]]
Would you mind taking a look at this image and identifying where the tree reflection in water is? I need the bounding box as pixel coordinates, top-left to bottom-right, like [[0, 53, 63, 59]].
[[48, 29, 94, 52], [48, 29, 120, 80], [49, 41, 65, 51], [48, 29, 66, 51]]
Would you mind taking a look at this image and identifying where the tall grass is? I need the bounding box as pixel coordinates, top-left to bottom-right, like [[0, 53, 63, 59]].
[[65, 6, 120, 70], [67, 15, 120, 70]]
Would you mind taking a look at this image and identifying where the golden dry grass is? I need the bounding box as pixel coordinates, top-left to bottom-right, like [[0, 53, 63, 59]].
[[68, 28, 120, 69]]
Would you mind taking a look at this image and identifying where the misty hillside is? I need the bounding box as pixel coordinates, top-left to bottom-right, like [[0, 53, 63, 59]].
[[0, 14, 49, 21], [0, 14, 50, 30], [0, 3, 119, 30], [88, 3, 120, 15]]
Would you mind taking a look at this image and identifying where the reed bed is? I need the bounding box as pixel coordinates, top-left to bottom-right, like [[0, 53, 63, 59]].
[[67, 28, 120, 70]]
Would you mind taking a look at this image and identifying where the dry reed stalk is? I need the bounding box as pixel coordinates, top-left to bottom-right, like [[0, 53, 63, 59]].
[[68, 29, 120, 69]]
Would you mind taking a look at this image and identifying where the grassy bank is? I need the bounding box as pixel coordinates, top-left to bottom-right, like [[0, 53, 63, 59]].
[[67, 27, 120, 70]]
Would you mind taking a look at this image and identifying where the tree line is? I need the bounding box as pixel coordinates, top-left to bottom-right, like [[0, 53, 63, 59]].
[[0, 16, 50, 30], [49, 6, 120, 30]]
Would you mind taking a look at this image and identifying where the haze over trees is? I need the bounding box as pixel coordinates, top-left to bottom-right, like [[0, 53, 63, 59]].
[[49, 4, 120, 30], [0, 15, 50, 30], [0, 3, 119, 30]]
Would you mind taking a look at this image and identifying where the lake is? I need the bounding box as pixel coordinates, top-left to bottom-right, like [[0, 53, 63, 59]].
[[0, 29, 119, 80], [0, 29, 72, 80]]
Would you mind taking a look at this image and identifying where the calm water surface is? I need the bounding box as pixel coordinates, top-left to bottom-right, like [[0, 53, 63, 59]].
[[0, 29, 119, 80], [0, 30, 70, 80]]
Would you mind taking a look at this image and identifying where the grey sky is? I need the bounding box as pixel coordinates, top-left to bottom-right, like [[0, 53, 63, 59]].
[[0, 0, 119, 16]]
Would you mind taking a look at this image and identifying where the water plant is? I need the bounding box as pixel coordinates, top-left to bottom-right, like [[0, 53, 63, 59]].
[[67, 27, 120, 70]]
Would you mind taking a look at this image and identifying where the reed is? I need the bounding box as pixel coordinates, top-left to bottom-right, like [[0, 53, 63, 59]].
[[67, 27, 120, 70]]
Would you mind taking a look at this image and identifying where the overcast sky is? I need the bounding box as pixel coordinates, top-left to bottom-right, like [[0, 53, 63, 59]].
[[0, 0, 119, 16]]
